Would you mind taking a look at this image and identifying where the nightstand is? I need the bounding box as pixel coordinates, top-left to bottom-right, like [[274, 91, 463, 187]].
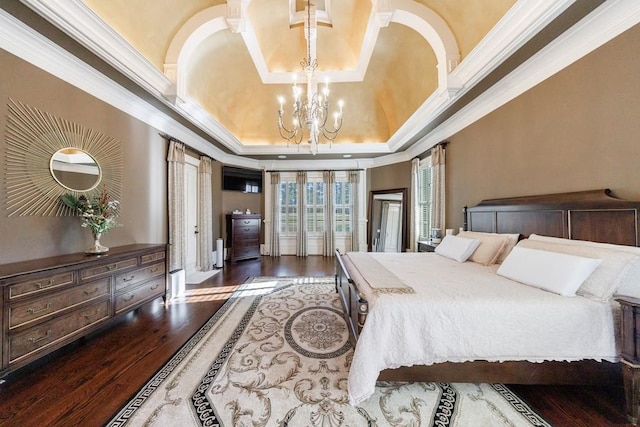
[[616, 296, 640, 424], [417, 241, 438, 252]]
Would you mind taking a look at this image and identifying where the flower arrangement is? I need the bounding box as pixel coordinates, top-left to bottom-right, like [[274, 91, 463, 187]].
[[60, 185, 121, 235]]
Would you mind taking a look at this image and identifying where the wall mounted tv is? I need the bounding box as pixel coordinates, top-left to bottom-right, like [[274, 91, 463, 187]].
[[222, 166, 263, 193]]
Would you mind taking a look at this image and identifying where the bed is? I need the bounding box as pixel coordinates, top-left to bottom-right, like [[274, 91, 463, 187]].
[[335, 189, 640, 424]]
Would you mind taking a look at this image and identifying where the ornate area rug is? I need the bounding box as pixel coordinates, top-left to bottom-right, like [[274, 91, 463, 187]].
[[108, 276, 551, 427]]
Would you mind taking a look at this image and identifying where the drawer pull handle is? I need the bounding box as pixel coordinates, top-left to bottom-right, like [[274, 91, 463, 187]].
[[107, 264, 117, 271], [123, 294, 135, 302], [35, 279, 55, 290], [150, 284, 159, 290], [29, 330, 51, 345], [84, 287, 100, 296], [84, 310, 100, 320], [244, 227, 251, 231], [27, 303, 52, 315], [122, 275, 136, 282]]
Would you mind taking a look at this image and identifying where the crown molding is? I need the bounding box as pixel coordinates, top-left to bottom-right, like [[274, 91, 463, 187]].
[[7, 0, 638, 171], [20, 0, 174, 97]]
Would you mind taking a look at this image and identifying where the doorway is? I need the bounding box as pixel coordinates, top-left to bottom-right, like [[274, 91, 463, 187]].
[[184, 155, 199, 276]]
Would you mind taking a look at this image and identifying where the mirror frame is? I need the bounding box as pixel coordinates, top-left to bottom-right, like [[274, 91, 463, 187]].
[[367, 188, 408, 252], [49, 148, 102, 192], [5, 99, 122, 216]]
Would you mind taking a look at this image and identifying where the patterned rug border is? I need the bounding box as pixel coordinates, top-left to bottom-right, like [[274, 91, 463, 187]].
[[107, 276, 334, 426], [107, 275, 551, 427]]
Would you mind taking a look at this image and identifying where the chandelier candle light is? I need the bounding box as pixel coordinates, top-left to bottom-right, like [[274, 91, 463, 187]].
[[277, 0, 344, 155]]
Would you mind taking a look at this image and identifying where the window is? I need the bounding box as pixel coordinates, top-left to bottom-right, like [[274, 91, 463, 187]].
[[279, 181, 297, 234], [334, 180, 351, 233], [306, 182, 325, 233], [418, 162, 433, 240]]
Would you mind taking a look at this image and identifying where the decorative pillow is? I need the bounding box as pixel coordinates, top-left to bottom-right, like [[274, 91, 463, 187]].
[[517, 239, 640, 301], [497, 246, 602, 297], [458, 231, 520, 265], [457, 231, 509, 266], [434, 235, 480, 263]]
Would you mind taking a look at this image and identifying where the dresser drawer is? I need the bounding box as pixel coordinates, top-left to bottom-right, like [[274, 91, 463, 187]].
[[232, 246, 260, 259], [234, 218, 260, 227], [234, 239, 259, 249], [7, 272, 75, 301], [114, 262, 165, 292], [80, 257, 138, 281], [233, 224, 259, 236], [114, 276, 164, 314], [8, 300, 110, 364], [8, 278, 110, 330], [140, 251, 165, 265]]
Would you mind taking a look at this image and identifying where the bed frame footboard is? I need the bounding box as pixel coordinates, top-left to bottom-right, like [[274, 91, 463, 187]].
[[335, 249, 368, 346]]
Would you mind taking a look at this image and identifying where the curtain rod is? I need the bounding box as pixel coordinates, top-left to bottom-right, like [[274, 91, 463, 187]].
[[265, 169, 363, 173], [159, 132, 213, 160]]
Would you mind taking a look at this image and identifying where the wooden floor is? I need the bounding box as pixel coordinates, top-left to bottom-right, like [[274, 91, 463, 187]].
[[0, 256, 631, 426]]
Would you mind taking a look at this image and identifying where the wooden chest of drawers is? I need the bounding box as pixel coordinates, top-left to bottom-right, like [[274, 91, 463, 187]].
[[0, 244, 167, 376], [226, 214, 261, 262]]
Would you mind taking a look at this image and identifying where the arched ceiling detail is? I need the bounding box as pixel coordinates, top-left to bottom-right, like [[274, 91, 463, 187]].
[[160, 0, 459, 148], [75, 0, 539, 158]]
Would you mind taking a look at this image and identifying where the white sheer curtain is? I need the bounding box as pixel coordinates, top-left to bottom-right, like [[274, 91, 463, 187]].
[[409, 158, 420, 252], [198, 156, 213, 271], [348, 170, 360, 252], [270, 172, 281, 257], [167, 140, 185, 272], [430, 144, 446, 235], [296, 171, 308, 257], [323, 171, 335, 255]]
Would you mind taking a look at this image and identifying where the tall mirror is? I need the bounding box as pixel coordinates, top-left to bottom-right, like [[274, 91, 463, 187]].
[[368, 188, 407, 252]]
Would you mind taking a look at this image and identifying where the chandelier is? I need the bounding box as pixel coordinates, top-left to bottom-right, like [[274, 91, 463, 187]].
[[277, 0, 344, 155]]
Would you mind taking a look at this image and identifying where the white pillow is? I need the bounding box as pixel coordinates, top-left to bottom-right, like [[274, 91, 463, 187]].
[[517, 239, 640, 301], [434, 235, 480, 262], [497, 246, 602, 297], [458, 231, 518, 265], [527, 234, 640, 299]]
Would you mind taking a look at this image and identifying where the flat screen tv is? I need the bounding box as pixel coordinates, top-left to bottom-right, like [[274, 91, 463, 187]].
[[222, 166, 263, 193]]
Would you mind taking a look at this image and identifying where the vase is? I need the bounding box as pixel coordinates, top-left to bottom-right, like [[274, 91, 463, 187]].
[[86, 231, 109, 254]]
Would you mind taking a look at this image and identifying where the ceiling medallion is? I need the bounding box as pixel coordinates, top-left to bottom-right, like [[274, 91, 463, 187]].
[[277, 0, 344, 156]]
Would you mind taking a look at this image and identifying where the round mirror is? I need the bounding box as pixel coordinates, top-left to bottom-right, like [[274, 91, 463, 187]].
[[50, 148, 102, 192]]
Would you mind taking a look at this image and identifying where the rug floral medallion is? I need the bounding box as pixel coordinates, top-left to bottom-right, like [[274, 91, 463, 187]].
[[108, 277, 551, 427]]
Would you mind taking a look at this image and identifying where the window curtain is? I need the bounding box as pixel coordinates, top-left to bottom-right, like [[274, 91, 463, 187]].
[[430, 144, 446, 235], [167, 140, 186, 272], [323, 171, 335, 255], [198, 156, 213, 271], [270, 172, 281, 257], [348, 170, 360, 252], [296, 171, 308, 256], [410, 158, 420, 252]]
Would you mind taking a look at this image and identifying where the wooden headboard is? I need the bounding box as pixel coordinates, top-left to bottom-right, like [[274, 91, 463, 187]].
[[464, 189, 640, 247]]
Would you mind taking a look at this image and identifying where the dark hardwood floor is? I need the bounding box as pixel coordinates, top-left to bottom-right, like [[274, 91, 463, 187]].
[[0, 256, 631, 426]]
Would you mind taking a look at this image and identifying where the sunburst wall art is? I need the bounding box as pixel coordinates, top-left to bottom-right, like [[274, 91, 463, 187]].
[[5, 99, 123, 216]]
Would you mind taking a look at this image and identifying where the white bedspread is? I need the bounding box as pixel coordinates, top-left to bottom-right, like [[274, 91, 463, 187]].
[[345, 252, 619, 406]]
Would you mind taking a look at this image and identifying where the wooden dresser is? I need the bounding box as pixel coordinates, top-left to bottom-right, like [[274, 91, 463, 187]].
[[0, 244, 167, 377], [226, 213, 261, 262]]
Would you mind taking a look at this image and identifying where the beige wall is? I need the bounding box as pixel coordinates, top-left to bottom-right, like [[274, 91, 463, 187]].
[[444, 23, 640, 232], [0, 49, 169, 264]]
